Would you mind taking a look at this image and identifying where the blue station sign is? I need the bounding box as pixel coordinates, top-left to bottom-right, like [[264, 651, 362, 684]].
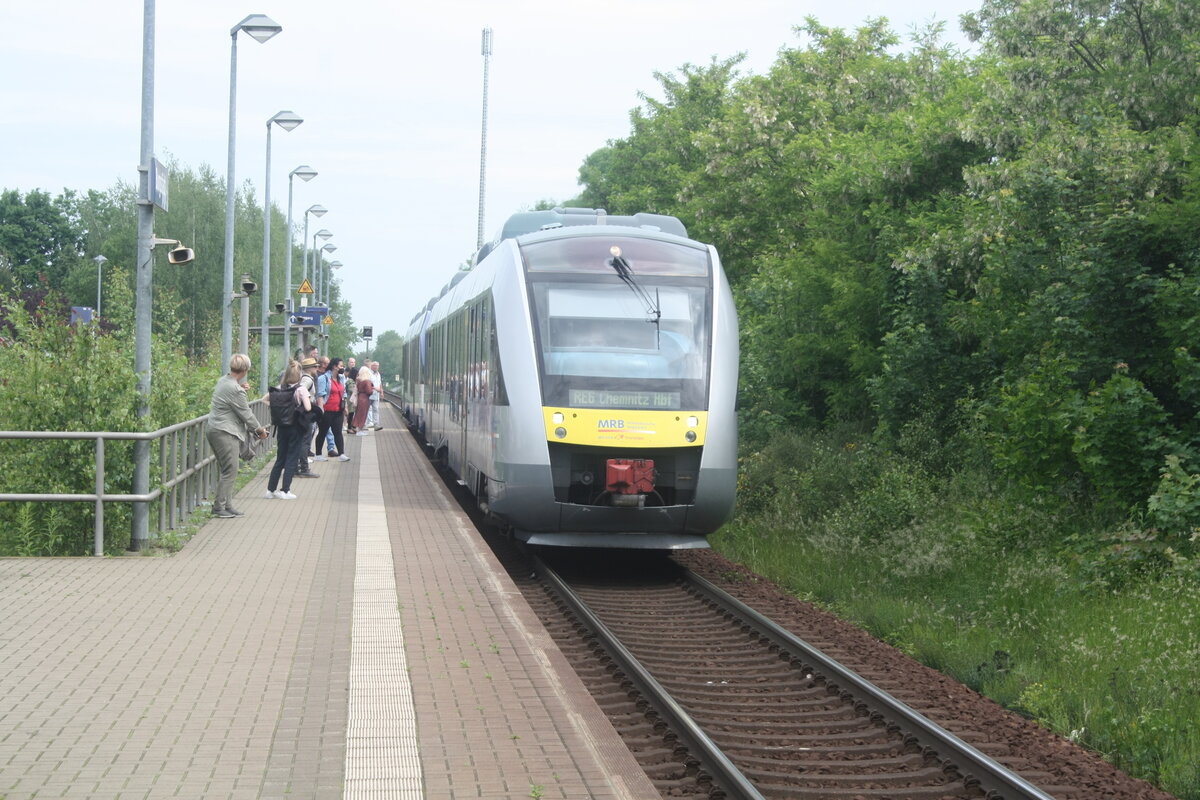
[[289, 306, 327, 327]]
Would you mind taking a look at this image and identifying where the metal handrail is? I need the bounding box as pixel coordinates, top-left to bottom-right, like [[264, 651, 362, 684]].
[[0, 399, 272, 556]]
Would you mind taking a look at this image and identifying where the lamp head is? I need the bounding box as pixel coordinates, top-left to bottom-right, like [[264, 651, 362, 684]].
[[233, 14, 282, 43], [269, 110, 303, 132]]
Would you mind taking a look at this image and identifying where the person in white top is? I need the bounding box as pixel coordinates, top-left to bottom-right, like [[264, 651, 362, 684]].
[[366, 361, 383, 430]]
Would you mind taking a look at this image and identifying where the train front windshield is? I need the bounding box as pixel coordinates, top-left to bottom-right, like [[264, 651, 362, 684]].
[[522, 235, 712, 411]]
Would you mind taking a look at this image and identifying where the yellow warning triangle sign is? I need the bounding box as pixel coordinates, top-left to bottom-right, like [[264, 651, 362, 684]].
[[297, 279, 314, 294], [323, 315, 334, 325]]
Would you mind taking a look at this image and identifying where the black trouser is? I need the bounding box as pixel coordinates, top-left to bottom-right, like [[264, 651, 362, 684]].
[[268, 424, 304, 492], [317, 408, 344, 457], [297, 415, 318, 472]]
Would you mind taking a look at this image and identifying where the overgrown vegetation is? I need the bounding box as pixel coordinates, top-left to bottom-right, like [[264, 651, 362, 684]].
[[0, 282, 217, 555], [571, 1, 1200, 795], [715, 428, 1200, 797], [0, 157, 365, 555]]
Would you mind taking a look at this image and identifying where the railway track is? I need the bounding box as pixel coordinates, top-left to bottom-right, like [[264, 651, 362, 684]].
[[528, 551, 1062, 800]]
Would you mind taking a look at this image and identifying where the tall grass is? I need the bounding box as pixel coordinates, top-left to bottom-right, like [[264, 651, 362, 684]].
[[714, 426, 1200, 798]]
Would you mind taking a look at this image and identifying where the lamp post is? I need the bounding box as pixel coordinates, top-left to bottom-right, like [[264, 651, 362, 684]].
[[318, 242, 337, 300], [478, 27, 493, 249], [93, 255, 107, 318], [260, 110, 304, 393], [300, 206, 326, 295], [222, 14, 282, 372], [298, 208, 326, 352], [284, 166, 317, 370], [305, 228, 332, 351], [131, 0, 160, 552], [325, 260, 343, 308], [325, 260, 343, 341], [238, 274, 253, 355], [311, 228, 332, 304]]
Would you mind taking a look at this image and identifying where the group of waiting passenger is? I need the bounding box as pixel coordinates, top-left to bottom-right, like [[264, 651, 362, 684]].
[[205, 348, 384, 517]]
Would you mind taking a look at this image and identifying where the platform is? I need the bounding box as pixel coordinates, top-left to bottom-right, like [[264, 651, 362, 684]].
[[0, 404, 658, 799]]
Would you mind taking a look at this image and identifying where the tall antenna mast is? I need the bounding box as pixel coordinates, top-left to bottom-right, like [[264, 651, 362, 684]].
[[477, 27, 493, 250]]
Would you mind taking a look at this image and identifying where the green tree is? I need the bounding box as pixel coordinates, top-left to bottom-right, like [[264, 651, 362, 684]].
[[0, 188, 86, 291]]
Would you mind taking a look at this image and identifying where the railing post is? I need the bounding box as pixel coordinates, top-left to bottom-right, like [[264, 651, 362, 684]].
[[159, 432, 168, 533], [168, 430, 178, 530], [94, 436, 105, 557], [184, 425, 195, 515]]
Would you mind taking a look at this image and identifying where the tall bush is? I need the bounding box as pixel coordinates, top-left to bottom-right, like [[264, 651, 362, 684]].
[[0, 281, 217, 556]]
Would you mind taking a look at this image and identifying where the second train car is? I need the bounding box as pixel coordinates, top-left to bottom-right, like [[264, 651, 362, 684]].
[[396, 207, 737, 548]]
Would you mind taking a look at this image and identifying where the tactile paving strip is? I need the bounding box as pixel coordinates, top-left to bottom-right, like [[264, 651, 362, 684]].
[[344, 432, 424, 798]]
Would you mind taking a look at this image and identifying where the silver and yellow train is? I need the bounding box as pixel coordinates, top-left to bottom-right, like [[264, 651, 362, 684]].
[[396, 207, 738, 548]]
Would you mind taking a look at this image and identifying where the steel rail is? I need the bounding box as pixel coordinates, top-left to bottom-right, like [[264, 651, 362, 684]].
[[532, 554, 766, 800], [685, 569, 1059, 800]]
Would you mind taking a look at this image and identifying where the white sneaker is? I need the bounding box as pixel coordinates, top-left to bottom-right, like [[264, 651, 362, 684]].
[[338, 454, 351, 462], [277, 491, 298, 500], [264, 489, 278, 499], [314, 455, 329, 462]]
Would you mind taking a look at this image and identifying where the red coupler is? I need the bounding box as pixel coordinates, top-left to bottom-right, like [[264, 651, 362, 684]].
[[606, 459, 655, 494]]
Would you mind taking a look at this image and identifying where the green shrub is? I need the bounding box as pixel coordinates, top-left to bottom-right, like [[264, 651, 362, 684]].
[[0, 287, 216, 556], [1073, 370, 1171, 508], [721, 425, 1200, 798], [986, 351, 1084, 495]]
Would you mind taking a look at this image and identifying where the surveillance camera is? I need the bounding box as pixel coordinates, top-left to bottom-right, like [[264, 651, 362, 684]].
[[274, 302, 285, 314], [241, 279, 257, 295], [166, 246, 195, 265]]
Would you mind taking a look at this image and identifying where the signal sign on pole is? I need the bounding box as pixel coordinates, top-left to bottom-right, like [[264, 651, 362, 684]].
[[323, 315, 334, 325], [297, 279, 314, 294]]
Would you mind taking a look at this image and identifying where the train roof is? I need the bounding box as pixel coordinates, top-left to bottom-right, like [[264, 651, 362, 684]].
[[473, 207, 687, 265]]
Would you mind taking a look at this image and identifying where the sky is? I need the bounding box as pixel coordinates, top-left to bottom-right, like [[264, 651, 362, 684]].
[[1, 0, 982, 340]]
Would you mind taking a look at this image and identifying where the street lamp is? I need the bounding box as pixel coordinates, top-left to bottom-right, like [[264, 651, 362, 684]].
[[311, 229, 332, 311], [260, 110, 304, 393], [316, 243, 336, 340], [301, 205, 327, 292], [323, 260, 343, 339], [284, 165, 317, 369], [325, 260, 343, 307], [298, 209, 327, 353], [222, 13, 282, 373], [93, 255, 107, 318]]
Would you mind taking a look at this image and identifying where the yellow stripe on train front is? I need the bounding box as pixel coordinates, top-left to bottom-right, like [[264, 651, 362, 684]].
[[543, 408, 707, 448]]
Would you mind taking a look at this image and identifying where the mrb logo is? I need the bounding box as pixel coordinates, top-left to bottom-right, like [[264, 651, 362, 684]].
[[597, 419, 625, 430]]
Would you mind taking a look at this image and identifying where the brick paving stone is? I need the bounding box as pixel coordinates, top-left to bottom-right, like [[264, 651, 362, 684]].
[[0, 404, 657, 800]]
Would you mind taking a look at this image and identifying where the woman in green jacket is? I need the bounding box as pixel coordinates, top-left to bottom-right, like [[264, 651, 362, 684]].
[[207, 353, 268, 518]]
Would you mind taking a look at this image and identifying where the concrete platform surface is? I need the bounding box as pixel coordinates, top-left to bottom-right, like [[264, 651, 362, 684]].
[[0, 404, 658, 799]]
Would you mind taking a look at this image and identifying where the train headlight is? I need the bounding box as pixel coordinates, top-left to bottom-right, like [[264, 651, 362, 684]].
[[552, 412, 564, 424], [686, 416, 699, 428], [685, 430, 697, 443], [555, 427, 567, 439]]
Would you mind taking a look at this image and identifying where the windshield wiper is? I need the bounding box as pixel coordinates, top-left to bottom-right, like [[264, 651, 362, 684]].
[[608, 247, 662, 340]]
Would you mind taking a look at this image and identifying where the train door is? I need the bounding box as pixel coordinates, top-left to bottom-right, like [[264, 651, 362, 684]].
[[461, 303, 476, 479]]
